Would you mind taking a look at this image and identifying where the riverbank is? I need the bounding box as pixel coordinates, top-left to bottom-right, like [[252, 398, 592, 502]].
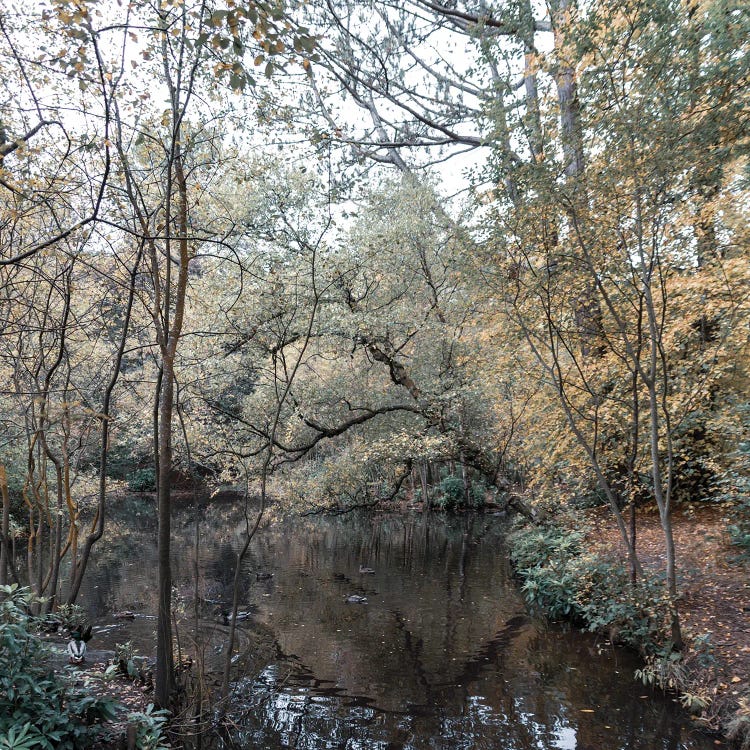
[[507, 503, 750, 747]]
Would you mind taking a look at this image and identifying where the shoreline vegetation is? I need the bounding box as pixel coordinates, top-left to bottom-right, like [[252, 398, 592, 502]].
[[504, 502, 750, 748], [3, 491, 748, 748]]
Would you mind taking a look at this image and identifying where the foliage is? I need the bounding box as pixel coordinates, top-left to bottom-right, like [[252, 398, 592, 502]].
[[713, 411, 750, 558], [635, 651, 688, 692], [125, 705, 170, 750], [47, 604, 89, 634], [728, 499, 750, 559], [573, 558, 683, 655], [107, 641, 151, 686], [634, 647, 717, 714], [508, 525, 584, 572], [508, 524, 671, 653], [508, 525, 586, 620], [436, 475, 464, 511], [0, 586, 120, 749], [126, 469, 158, 494], [508, 522, 729, 717]]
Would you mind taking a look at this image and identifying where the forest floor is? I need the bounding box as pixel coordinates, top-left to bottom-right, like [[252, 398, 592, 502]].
[[587, 503, 750, 737]]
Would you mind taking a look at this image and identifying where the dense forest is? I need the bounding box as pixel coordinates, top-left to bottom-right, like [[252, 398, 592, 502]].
[[0, 0, 748, 747]]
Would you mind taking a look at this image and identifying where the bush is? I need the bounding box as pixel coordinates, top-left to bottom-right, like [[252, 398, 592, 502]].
[[574, 560, 668, 654], [469, 477, 489, 509], [126, 468, 157, 493], [507, 524, 670, 654], [508, 526, 585, 620], [519, 563, 584, 620], [729, 500, 750, 558], [0, 585, 119, 749], [712, 407, 750, 556], [126, 704, 170, 750], [437, 475, 465, 511], [508, 525, 584, 570], [507, 522, 725, 722]]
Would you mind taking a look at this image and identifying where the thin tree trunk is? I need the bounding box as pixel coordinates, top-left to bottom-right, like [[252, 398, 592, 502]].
[[67, 246, 142, 604], [156, 359, 176, 706], [0, 466, 10, 589], [44, 463, 64, 613], [420, 463, 429, 508]]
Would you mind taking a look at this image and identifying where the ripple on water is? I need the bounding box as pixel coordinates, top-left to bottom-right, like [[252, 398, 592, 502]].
[[81, 508, 715, 750]]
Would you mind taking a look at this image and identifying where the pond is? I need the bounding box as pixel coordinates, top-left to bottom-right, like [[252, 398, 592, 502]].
[[77, 498, 715, 750]]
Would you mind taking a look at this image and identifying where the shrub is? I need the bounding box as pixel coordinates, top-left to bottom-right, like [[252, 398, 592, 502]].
[[508, 525, 584, 571], [575, 560, 667, 654], [519, 563, 583, 620], [126, 704, 170, 750], [507, 522, 725, 722], [508, 525, 586, 620], [712, 410, 750, 557], [0, 585, 119, 749], [507, 524, 669, 654], [728, 496, 750, 558], [468, 477, 489, 509], [126, 468, 157, 493], [437, 475, 465, 511]]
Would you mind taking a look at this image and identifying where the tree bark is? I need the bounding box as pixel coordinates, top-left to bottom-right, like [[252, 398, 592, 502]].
[[155, 357, 176, 706], [0, 466, 10, 589]]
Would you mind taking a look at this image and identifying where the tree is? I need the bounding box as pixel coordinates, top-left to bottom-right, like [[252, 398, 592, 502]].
[[0, 2, 114, 268], [103, 0, 318, 708], [304, 0, 749, 644]]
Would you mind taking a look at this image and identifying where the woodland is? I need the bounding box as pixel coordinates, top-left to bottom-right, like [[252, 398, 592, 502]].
[[0, 0, 748, 747]]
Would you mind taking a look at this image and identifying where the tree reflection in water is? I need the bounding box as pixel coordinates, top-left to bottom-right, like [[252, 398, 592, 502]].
[[80, 505, 712, 750]]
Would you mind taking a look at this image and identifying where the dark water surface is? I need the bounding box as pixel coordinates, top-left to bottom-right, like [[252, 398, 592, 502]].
[[79, 501, 715, 750]]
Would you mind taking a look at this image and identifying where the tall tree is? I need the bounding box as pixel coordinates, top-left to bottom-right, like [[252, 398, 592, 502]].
[[105, 0, 318, 708], [304, 0, 749, 643]]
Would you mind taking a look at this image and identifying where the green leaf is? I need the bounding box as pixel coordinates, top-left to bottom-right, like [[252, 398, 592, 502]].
[[209, 10, 228, 27]]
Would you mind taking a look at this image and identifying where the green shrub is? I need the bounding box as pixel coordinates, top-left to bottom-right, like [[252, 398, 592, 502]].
[[126, 704, 170, 750], [574, 559, 667, 653], [712, 410, 750, 557], [508, 525, 586, 619], [0, 585, 120, 749], [48, 604, 88, 633], [126, 468, 157, 493], [519, 563, 584, 619], [728, 495, 750, 558], [437, 475, 464, 511], [469, 477, 489, 509], [508, 522, 723, 719], [507, 524, 670, 654], [508, 525, 584, 570]]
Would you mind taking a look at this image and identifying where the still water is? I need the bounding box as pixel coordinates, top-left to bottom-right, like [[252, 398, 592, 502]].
[[79, 499, 715, 750]]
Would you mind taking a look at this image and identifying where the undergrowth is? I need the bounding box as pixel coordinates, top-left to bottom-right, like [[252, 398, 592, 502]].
[[0, 585, 169, 750], [0, 585, 121, 749], [506, 523, 726, 727]]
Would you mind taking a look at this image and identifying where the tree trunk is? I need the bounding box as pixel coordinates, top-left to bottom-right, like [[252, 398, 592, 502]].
[[0, 466, 10, 589], [67, 247, 141, 604], [155, 358, 176, 707], [419, 463, 430, 508]]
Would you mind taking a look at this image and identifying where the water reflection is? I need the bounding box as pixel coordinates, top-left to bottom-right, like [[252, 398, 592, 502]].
[[79, 503, 713, 750]]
